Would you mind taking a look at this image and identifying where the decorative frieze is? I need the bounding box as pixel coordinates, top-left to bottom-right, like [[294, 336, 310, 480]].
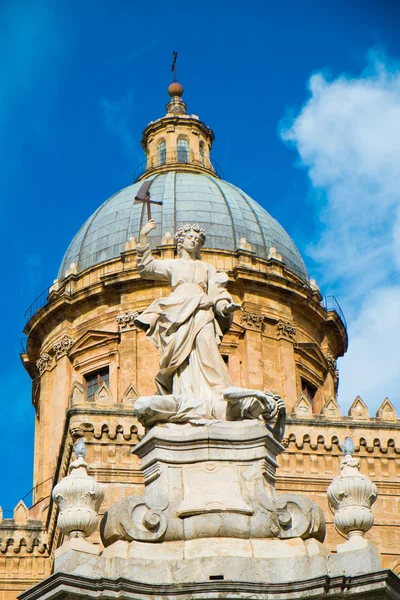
[[116, 311, 140, 331], [240, 311, 266, 331], [277, 320, 296, 340], [53, 335, 75, 360], [36, 353, 52, 376]]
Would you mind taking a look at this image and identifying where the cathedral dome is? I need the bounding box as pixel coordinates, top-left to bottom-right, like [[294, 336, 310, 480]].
[[58, 171, 308, 282]]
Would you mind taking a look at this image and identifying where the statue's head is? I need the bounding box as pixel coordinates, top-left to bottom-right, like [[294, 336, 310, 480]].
[[175, 224, 206, 258]]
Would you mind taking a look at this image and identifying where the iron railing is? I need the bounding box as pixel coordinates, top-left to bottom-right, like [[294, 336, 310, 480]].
[[20, 335, 27, 354], [23, 279, 73, 325], [132, 151, 224, 182], [321, 295, 347, 329], [0, 476, 54, 516], [24, 285, 53, 323]]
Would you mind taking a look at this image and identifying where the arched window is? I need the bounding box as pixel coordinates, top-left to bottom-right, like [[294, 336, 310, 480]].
[[177, 137, 189, 163], [157, 139, 166, 165], [199, 141, 206, 165]]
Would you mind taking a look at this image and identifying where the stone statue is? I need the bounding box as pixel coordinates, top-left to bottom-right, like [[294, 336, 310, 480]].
[[100, 221, 325, 556], [133, 220, 285, 432]]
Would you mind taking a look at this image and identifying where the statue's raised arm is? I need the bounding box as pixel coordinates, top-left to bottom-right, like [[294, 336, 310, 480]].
[[139, 219, 157, 243], [133, 221, 285, 437]]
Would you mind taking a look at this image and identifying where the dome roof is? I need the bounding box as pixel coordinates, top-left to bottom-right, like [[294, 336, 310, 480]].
[[58, 172, 308, 282]]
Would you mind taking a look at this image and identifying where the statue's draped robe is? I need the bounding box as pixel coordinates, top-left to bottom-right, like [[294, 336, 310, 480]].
[[134, 242, 234, 422]]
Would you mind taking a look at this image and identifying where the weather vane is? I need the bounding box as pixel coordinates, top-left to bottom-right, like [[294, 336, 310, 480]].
[[171, 50, 178, 82]]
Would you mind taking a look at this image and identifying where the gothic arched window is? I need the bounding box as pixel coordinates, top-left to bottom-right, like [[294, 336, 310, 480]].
[[177, 137, 189, 163], [157, 139, 166, 165]]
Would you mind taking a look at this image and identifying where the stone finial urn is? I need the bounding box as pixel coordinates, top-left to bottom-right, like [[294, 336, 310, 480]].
[[52, 439, 104, 540], [327, 437, 377, 546]]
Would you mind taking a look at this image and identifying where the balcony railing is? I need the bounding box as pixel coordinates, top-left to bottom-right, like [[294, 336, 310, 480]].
[[133, 151, 224, 182], [24, 285, 53, 324], [321, 295, 347, 329]]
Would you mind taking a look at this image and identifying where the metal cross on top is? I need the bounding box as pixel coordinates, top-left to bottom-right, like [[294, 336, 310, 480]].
[[134, 180, 163, 220], [171, 50, 178, 82]]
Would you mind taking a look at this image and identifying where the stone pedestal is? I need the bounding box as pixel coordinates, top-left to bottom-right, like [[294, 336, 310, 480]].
[[101, 420, 325, 548]]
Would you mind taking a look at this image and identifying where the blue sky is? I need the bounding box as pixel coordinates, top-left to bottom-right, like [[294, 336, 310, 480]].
[[1, 0, 400, 511]]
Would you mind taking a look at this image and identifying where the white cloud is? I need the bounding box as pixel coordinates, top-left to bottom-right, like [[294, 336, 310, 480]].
[[100, 91, 138, 160], [280, 51, 400, 412]]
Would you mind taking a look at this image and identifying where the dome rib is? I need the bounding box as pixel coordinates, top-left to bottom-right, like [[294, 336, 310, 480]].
[[207, 176, 237, 248], [233, 185, 270, 257]]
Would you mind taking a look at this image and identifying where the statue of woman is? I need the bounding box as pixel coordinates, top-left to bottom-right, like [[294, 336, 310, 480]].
[[134, 220, 284, 430]]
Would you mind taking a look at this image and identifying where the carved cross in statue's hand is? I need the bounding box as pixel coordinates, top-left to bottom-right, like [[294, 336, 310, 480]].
[[134, 180, 163, 220]]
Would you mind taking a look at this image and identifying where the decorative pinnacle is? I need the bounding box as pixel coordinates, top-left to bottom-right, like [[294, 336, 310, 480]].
[[340, 436, 360, 472], [74, 439, 87, 460], [342, 436, 354, 456]]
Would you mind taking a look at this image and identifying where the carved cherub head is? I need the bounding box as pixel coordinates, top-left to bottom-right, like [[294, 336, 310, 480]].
[[175, 224, 206, 258]]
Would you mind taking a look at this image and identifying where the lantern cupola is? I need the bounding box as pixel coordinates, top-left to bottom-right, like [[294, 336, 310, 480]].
[[137, 80, 218, 181]]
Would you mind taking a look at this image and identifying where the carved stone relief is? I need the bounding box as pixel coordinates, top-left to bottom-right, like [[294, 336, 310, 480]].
[[69, 382, 87, 407], [292, 394, 313, 418], [276, 320, 296, 341], [240, 311, 266, 331], [376, 398, 397, 421], [348, 396, 369, 420], [36, 353, 52, 376], [321, 397, 341, 419], [95, 382, 113, 406], [53, 335, 75, 360], [324, 351, 339, 391], [122, 383, 139, 406], [116, 311, 140, 331]]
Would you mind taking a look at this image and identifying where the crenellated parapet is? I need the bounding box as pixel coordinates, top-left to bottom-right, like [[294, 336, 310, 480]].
[[290, 392, 398, 424], [0, 501, 47, 555], [276, 396, 400, 570], [0, 500, 50, 597]]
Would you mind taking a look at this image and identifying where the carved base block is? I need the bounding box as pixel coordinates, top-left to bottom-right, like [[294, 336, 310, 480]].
[[53, 536, 381, 586], [55, 537, 329, 584]]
